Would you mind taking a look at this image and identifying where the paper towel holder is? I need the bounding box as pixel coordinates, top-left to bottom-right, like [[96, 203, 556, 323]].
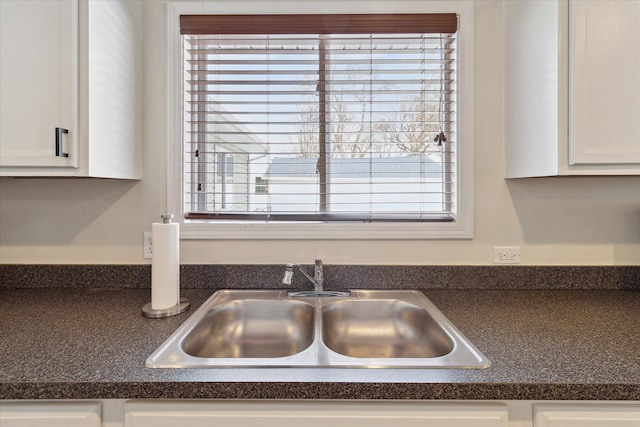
[[142, 297, 190, 318], [142, 213, 190, 318]]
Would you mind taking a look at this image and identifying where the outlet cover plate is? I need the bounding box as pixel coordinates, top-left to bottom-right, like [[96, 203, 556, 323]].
[[493, 246, 521, 264], [143, 232, 153, 259]]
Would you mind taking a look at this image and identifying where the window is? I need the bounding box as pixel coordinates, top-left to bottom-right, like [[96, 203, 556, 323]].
[[169, 3, 473, 239]]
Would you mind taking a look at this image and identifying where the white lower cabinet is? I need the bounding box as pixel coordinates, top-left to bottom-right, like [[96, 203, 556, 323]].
[[0, 401, 101, 427], [534, 403, 640, 427], [124, 401, 509, 427], [1, 399, 638, 426]]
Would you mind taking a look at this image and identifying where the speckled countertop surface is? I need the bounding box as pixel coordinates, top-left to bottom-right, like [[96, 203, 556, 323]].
[[1, 287, 639, 400]]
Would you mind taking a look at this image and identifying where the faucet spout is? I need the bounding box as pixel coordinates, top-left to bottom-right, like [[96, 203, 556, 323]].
[[282, 262, 323, 292]]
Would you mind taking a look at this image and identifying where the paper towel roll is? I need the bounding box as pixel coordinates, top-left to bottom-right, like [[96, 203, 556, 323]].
[[151, 216, 180, 310]]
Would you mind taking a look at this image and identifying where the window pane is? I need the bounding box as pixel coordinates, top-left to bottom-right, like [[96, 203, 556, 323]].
[[184, 28, 456, 221]]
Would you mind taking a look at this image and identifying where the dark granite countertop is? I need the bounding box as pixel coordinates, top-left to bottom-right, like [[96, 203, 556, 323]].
[[1, 288, 639, 401]]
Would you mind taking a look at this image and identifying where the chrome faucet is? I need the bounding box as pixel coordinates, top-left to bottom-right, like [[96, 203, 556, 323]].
[[282, 259, 324, 292], [283, 260, 350, 297]]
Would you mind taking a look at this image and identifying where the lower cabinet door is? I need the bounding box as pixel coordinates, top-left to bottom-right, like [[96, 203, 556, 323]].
[[125, 401, 508, 427], [0, 402, 101, 427], [534, 403, 640, 427]]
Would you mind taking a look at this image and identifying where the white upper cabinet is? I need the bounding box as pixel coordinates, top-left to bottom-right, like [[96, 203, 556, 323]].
[[504, 0, 640, 177], [569, 0, 640, 166], [0, 0, 142, 179], [0, 0, 77, 170]]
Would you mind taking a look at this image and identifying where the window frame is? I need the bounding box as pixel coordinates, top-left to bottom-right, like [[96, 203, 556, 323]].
[[167, 1, 474, 240]]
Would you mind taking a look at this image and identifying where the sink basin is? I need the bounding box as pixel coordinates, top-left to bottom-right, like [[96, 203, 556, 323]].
[[322, 300, 454, 358], [182, 299, 314, 358], [146, 290, 490, 369]]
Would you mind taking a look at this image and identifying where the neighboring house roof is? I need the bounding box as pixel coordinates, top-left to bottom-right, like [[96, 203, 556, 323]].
[[265, 155, 442, 178]]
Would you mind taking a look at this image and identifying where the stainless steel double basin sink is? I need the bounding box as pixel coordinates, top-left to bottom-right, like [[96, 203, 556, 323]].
[[146, 290, 490, 369]]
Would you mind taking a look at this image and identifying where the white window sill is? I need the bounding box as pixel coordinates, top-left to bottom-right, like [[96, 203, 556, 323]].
[[179, 220, 473, 240]]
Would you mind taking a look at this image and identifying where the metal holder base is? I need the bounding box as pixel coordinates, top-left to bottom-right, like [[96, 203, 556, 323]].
[[142, 297, 190, 318]]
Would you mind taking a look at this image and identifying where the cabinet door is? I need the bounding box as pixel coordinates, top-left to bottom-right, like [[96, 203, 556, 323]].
[[569, 0, 640, 166], [0, 0, 77, 168], [534, 403, 640, 427], [125, 401, 508, 427], [0, 402, 101, 427]]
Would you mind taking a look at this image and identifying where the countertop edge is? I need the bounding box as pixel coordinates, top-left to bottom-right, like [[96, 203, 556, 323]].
[[2, 382, 640, 401]]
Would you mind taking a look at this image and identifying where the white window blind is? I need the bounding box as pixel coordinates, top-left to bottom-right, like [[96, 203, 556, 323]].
[[182, 14, 458, 222]]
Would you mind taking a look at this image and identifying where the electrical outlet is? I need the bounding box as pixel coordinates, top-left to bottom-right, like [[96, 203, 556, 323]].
[[143, 232, 153, 259], [493, 246, 521, 264]]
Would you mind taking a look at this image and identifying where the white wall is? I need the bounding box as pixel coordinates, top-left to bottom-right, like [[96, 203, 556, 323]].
[[0, 0, 638, 266]]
